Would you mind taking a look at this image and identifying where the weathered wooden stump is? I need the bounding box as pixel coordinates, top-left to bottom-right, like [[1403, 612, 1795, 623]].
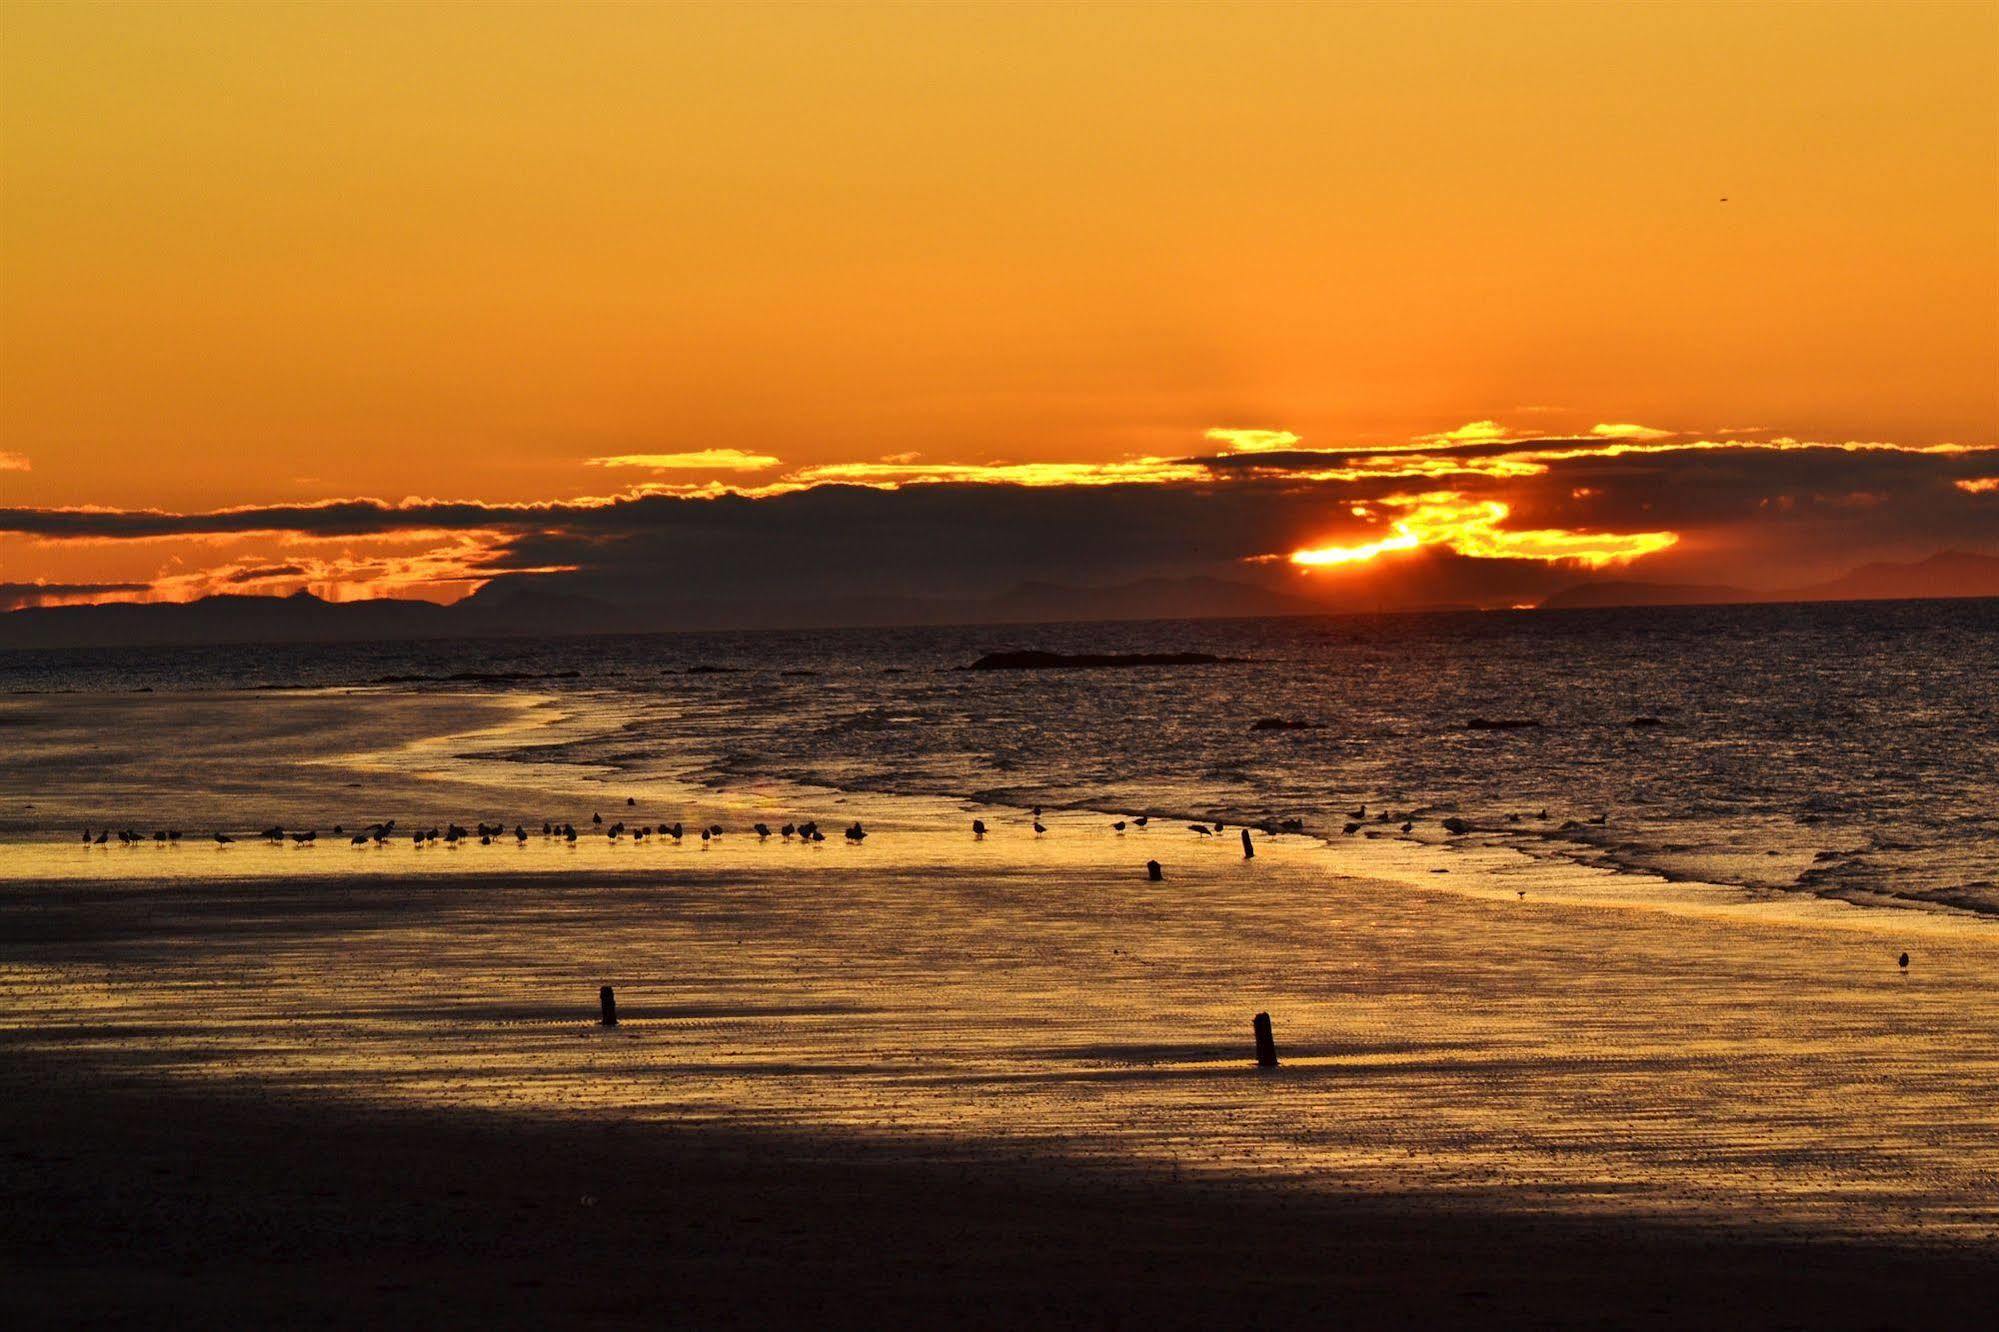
[[1146, 859, 1163, 882], [599, 985, 619, 1027], [1241, 828, 1254, 858], [1253, 1011, 1278, 1068]]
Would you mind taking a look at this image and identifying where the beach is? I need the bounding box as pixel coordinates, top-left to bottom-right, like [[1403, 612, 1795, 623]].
[[4, 685, 1998, 1325]]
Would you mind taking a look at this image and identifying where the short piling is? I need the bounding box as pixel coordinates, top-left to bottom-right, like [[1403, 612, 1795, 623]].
[[1146, 859, 1163, 882], [1253, 1011, 1278, 1068], [1241, 828, 1254, 859], [599, 985, 619, 1027]]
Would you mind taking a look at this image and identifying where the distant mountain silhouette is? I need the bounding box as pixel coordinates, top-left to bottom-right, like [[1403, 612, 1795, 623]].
[[1784, 550, 1999, 603], [0, 576, 1315, 649], [1541, 550, 1999, 611], [1539, 580, 1757, 610], [4, 554, 1993, 650]]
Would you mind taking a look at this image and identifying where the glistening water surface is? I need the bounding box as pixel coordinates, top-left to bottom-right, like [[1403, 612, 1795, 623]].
[[5, 598, 1995, 913]]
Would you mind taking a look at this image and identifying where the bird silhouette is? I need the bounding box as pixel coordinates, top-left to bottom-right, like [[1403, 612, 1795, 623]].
[[213, 832, 233, 844], [1111, 820, 1126, 832], [972, 819, 986, 836]]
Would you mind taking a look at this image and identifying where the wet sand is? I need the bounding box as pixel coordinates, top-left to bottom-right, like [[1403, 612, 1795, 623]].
[[5, 856, 1999, 1327], [8, 1056, 1997, 1330], [4, 690, 1999, 1324]]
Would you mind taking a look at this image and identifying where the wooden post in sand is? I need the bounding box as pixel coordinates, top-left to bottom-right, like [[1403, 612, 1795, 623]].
[[1241, 828, 1254, 859], [599, 985, 619, 1027], [1147, 859, 1163, 882], [1253, 1012, 1278, 1068]]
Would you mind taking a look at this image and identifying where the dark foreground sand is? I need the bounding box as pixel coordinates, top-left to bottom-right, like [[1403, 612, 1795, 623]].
[[5, 1060, 1997, 1330]]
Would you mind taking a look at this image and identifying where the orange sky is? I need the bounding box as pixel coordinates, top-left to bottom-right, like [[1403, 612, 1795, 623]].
[[2, 2, 1995, 608]]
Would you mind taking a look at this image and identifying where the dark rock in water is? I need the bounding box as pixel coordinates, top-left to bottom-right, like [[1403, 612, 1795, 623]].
[[1442, 817, 1473, 834], [963, 651, 1230, 672], [1250, 717, 1316, 732], [684, 665, 740, 675], [1465, 717, 1541, 731], [1627, 716, 1666, 727]]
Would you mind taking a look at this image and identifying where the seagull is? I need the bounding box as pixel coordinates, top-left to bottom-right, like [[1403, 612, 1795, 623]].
[[1400, 821, 1414, 833], [1133, 816, 1149, 828], [213, 832, 233, 844], [1349, 805, 1365, 819], [1111, 821, 1125, 832], [1189, 824, 1212, 836]]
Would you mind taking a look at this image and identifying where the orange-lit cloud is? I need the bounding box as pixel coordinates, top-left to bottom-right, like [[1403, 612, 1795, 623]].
[[0, 452, 28, 471], [1589, 423, 1676, 441], [1, 422, 1993, 612], [1289, 492, 1678, 570], [786, 458, 1213, 488], [1413, 420, 1527, 447], [588, 450, 782, 472], [1203, 428, 1303, 453]]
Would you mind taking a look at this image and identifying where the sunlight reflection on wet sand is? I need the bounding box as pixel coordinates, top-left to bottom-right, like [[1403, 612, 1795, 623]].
[[3, 689, 1996, 1245]]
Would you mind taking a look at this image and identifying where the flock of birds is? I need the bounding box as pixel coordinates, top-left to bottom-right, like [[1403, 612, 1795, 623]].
[[72, 800, 1917, 968], [79, 807, 870, 848], [79, 796, 1566, 852]]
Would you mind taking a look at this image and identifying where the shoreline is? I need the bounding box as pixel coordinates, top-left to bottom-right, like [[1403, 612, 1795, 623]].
[[5, 684, 1995, 931]]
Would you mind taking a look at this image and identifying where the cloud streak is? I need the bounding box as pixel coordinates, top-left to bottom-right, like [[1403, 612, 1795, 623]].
[[0, 421, 1991, 612], [587, 450, 782, 472]]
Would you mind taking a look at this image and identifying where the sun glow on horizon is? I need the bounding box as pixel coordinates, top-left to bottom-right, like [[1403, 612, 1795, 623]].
[[1288, 495, 1680, 571]]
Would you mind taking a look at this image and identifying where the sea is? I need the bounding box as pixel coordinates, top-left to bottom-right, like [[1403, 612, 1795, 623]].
[[2, 598, 1995, 915]]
